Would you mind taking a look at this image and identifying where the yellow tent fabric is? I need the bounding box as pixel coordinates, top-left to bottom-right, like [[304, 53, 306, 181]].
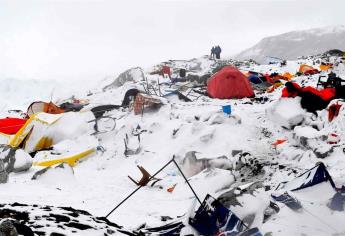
[[8, 113, 63, 153], [33, 148, 96, 167]]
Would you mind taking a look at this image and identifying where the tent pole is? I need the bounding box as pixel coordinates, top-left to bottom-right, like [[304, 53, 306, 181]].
[[105, 158, 174, 218], [172, 158, 202, 205]]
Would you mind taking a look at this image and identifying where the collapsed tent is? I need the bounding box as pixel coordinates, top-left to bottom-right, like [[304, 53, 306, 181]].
[[189, 194, 244, 235], [4, 112, 95, 154], [207, 66, 255, 99], [26, 101, 65, 118], [298, 64, 319, 75], [276, 163, 336, 191]]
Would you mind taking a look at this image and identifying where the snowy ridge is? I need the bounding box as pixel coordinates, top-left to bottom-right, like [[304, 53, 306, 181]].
[[236, 25, 345, 63]]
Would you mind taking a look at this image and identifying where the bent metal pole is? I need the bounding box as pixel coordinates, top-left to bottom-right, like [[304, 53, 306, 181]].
[[105, 156, 202, 218]]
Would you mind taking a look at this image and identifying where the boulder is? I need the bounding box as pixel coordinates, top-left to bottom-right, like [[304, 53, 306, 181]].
[[0, 219, 18, 236], [0, 145, 32, 174], [0, 161, 8, 184]]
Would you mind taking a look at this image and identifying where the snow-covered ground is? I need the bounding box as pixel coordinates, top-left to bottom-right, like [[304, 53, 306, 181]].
[[0, 55, 344, 235]]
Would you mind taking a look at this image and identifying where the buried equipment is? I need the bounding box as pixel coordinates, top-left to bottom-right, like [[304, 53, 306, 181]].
[[128, 165, 161, 187], [105, 157, 254, 235], [105, 156, 202, 219]]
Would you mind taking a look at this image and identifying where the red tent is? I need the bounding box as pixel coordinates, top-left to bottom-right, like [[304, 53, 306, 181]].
[[0, 118, 27, 135], [207, 66, 254, 99]]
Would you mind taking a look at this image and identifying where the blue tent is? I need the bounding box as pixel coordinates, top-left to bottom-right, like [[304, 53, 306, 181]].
[[277, 163, 336, 192], [189, 194, 243, 235], [271, 192, 302, 211], [248, 74, 263, 84]]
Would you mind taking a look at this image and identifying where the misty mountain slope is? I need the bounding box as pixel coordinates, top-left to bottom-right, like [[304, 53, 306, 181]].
[[0, 78, 87, 113], [236, 25, 345, 63]]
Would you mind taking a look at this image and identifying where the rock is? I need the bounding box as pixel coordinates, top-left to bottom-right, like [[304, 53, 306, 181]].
[[103, 67, 145, 90], [0, 160, 8, 184], [0, 219, 18, 236], [0, 145, 32, 174]]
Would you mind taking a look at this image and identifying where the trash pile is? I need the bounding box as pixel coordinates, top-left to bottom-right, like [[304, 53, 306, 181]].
[[0, 51, 344, 235]]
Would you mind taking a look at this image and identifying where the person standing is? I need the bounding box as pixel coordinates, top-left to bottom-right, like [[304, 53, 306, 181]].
[[215, 45, 222, 59], [210, 46, 215, 59]]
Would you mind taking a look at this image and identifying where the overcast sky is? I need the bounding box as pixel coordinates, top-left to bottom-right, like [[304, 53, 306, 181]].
[[0, 0, 344, 81]]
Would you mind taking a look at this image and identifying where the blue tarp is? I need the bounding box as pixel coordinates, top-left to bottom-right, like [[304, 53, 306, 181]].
[[278, 163, 336, 192], [271, 192, 302, 211], [189, 194, 243, 236], [248, 74, 263, 84]]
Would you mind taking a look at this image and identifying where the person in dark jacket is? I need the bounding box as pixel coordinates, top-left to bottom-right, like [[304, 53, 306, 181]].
[[210, 47, 215, 59], [214, 46, 222, 59]]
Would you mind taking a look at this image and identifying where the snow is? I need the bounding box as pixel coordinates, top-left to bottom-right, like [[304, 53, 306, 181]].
[[0, 54, 344, 235]]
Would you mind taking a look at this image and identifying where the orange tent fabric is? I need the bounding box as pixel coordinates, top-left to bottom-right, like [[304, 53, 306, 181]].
[[320, 64, 333, 71], [299, 64, 319, 75], [207, 66, 254, 99], [27, 101, 65, 117], [282, 72, 293, 80]]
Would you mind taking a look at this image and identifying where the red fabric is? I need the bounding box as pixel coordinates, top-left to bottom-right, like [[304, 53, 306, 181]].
[[281, 82, 301, 98], [265, 74, 274, 84], [304, 69, 319, 75], [328, 103, 342, 122], [302, 87, 335, 101], [207, 66, 254, 99], [0, 118, 27, 135], [281, 82, 335, 101], [160, 66, 171, 78]]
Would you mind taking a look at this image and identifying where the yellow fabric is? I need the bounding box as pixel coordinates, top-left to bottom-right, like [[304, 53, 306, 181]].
[[267, 82, 283, 93], [34, 137, 54, 151], [33, 148, 96, 167], [8, 113, 63, 153]]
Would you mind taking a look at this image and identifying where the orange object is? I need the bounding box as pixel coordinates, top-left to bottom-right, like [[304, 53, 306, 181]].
[[167, 184, 177, 193], [282, 72, 293, 80], [299, 64, 319, 75], [320, 64, 333, 71], [272, 139, 287, 147], [267, 81, 283, 93], [26, 101, 65, 117]]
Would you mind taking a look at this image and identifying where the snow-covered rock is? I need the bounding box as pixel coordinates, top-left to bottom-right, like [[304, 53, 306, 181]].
[[0, 145, 32, 174], [103, 67, 145, 90], [236, 25, 345, 63]]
